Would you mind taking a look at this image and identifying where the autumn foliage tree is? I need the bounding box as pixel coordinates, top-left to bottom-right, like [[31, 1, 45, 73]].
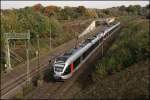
[[85, 9, 98, 18], [32, 4, 44, 13], [44, 5, 61, 17]]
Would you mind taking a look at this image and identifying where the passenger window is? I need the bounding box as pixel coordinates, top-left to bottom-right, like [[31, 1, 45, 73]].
[[74, 57, 80, 69]]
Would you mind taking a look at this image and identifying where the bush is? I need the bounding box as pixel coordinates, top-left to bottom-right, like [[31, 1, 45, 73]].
[[94, 17, 149, 77]]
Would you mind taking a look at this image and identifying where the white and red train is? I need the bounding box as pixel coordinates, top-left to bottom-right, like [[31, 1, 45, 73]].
[[52, 22, 120, 80]]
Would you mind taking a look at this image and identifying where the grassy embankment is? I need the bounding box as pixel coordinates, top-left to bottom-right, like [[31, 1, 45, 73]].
[[74, 16, 149, 99], [93, 16, 149, 79]]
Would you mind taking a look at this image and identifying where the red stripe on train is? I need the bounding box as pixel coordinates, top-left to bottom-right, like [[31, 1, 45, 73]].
[[70, 63, 74, 73]]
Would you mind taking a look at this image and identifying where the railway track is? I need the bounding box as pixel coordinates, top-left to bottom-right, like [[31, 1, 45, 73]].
[[1, 25, 103, 99], [1, 45, 67, 98], [0, 53, 60, 98], [1, 37, 72, 99]]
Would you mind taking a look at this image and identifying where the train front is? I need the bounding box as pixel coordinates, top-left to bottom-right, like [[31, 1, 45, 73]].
[[53, 56, 67, 80]]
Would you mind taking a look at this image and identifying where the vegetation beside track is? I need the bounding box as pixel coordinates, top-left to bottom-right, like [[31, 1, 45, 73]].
[[92, 17, 149, 79], [1, 9, 90, 70], [72, 16, 149, 99]]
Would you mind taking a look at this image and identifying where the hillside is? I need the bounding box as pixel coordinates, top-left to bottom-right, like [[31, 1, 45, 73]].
[[73, 60, 149, 99], [61, 17, 149, 99]]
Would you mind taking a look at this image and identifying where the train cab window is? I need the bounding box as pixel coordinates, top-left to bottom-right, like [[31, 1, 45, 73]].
[[55, 66, 64, 72], [63, 65, 71, 75]]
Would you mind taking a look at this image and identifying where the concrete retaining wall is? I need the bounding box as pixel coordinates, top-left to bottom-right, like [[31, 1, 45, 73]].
[[79, 20, 96, 38]]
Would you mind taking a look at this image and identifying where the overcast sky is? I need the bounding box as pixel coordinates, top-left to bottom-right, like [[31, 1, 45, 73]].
[[1, 1, 149, 10]]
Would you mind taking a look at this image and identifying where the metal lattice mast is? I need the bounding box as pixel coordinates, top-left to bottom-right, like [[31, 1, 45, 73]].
[[5, 38, 12, 71], [3, 31, 30, 84]]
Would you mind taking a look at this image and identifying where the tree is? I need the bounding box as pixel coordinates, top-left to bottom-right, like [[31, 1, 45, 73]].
[[103, 9, 110, 15], [119, 5, 126, 11], [76, 6, 86, 15], [32, 3, 44, 13], [44, 5, 60, 17], [126, 5, 137, 15], [63, 6, 80, 19], [85, 9, 98, 18]]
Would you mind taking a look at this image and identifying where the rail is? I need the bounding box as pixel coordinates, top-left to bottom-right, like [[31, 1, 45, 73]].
[[0, 54, 60, 99]]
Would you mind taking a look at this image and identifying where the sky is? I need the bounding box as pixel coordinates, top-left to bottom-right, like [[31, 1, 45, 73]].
[[1, 1, 149, 10]]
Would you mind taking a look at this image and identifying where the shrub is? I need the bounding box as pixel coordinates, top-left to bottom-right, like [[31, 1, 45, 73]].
[[94, 17, 149, 78]]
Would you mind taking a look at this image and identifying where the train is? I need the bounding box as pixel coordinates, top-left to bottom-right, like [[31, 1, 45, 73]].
[[52, 21, 120, 80]]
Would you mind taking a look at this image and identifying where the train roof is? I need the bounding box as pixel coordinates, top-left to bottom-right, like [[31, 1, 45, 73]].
[[54, 22, 120, 65], [55, 48, 78, 63], [55, 36, 97, 63]]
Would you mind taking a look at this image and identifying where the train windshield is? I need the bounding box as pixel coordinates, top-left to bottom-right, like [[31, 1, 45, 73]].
[[55, 57, 68, 63], [55, 66, 64, 72]]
